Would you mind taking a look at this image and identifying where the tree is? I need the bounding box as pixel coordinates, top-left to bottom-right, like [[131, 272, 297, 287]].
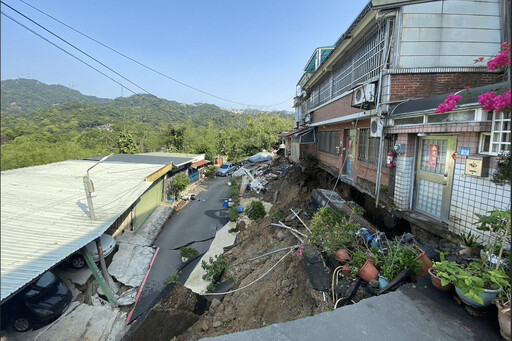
[[117, 131, 140, 154], [172, 173, 190, 197]]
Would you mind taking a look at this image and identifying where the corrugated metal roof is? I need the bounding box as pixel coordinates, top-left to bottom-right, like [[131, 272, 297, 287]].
[[86, 153, 194, 166], [1, 160, 168, 302]]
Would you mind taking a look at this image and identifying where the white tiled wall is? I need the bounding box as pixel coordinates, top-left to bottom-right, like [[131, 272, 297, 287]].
[[449, 163, 511, 241], [394, 156, 414, 210]]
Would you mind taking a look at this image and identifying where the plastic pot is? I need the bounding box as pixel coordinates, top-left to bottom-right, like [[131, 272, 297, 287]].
[[455, 286, 501, 308], [356, 259, 379, 282], [378, 276, 389, 290]]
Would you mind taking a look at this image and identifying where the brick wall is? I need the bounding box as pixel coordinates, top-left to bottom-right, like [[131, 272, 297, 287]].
[[390, 73, 501, 102], [312, 94, 361, 122]]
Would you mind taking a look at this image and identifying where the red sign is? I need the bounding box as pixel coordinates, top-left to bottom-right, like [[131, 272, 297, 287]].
[[429, 144, 439, 167]]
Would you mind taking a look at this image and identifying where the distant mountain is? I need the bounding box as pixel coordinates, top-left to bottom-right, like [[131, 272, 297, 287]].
[[1, 78, 110, 114]]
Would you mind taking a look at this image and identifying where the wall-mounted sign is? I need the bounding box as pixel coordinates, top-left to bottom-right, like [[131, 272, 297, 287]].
[[429, 144, 439, 168], [459, 147, 471, 156]]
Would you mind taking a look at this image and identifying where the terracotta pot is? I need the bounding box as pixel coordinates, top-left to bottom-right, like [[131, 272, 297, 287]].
[[411, 251, 433, 281], [459, 245, 474, 256], [427, 267, 452, 291], [335, 249, 351, 263], [497, 302, 511, 340], [356, 259, 379, 282], [341, 264, 351, 276]]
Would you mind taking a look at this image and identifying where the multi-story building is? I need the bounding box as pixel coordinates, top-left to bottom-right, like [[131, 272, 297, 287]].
[[291, 0, 510, 240]]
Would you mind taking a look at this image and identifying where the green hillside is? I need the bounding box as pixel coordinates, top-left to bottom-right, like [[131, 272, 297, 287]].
[[1, 78, 110, 114]]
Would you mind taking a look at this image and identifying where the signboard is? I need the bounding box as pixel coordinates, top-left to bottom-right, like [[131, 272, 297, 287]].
[[459, 147, 471, 156], [429, 144, 439, 168]]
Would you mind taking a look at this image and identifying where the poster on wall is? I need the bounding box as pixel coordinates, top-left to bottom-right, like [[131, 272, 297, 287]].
[[429, 144, 439, 168]]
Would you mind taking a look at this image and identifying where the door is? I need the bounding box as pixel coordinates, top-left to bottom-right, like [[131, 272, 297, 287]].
[[344, 129, 355, 177], [414, 136, 456, 221]]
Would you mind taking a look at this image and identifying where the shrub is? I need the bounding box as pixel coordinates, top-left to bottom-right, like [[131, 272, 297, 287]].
[[228, 206, 239, 221], [247, 200, 266, 220], [166, 274, 179, 284], [230, 178, 240, 197], [202, 255, 229, 292], [180, 247, 199, 259], [375, 241, 421, 280], [205, 165, 217, 178], [309, 207, 359, 255], [172, 173, 190, 195]]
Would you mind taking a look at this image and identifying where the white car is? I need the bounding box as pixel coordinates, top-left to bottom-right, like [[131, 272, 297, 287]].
[[216, 162, 236, 176], [69, 234, 117, 269]]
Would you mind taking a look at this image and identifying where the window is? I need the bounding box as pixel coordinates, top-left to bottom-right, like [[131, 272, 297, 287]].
[[318, 130, 340, 155], [358, 128, 380, 165], [357, 128, 394, 166], [479, 133, 491, 153], [490, 111, 511, 154]]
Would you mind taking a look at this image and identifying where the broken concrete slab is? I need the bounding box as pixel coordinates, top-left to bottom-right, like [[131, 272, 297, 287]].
[[34, 303, 128, 341], [116, 205, 173, 247], [55, 266, 93, 287], [108, 243, 155, 287], [117, 287, 139, 306]]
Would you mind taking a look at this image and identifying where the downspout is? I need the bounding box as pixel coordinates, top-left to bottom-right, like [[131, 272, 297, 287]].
[[409, 135, 419, 209], [375, 16, 394, 208]]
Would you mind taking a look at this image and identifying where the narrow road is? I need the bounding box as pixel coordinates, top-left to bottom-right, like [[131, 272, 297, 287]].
[[126, 176, 231, 324]]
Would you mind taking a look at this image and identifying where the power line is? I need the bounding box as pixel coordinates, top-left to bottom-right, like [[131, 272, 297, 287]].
[[1, 4, 188, 117], [13, 0, 293, 109]]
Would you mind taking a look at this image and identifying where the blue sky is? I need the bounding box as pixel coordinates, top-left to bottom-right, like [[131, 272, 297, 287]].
[[1, 0, 370, 111]]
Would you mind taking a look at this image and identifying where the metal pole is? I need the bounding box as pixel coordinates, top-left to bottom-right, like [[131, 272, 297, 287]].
[[83, 154, 114, 220]]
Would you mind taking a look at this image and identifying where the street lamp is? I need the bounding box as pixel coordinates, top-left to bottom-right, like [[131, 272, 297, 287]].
[[83, 154, 113, 220]]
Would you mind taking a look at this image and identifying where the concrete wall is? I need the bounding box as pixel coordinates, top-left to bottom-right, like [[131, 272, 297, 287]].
[[398, 0, 502, 68]]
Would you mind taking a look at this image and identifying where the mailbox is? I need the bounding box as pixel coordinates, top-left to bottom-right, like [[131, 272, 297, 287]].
[[465, 155, 490, 177]]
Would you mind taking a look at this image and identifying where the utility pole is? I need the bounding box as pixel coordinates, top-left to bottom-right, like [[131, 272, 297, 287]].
[[83, 154, 113, 220]]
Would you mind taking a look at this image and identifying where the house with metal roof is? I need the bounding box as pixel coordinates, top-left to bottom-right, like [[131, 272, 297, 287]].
[[291, 0, 509, 242], [0, 152, 203, 304]]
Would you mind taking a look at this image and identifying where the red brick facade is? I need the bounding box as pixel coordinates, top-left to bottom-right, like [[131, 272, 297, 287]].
[[313, 95, 360, 123], [390, 73, 501, 102]]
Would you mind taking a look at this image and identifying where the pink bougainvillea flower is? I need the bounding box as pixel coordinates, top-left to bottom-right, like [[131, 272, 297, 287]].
[[325, 235, 330, 240], [479, 92, 497, 111], [487, 48, 510, 70], [493, 90, 511, 112], [300, 246, 305, 251], [435, 94, 463, 114], [296, 251, 303, 257], [465, 86, 471, 91]]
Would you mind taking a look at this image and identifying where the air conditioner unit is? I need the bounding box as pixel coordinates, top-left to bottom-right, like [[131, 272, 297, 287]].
[[305, 114, 311, 123], [370, 116, 383, 138], [353, 83, 376, 106]]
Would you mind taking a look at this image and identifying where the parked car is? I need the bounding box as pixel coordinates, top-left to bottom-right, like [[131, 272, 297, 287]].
[[68, 234, 117, 269], [216, 162, 236, 177], [1, 271, 72, 332]]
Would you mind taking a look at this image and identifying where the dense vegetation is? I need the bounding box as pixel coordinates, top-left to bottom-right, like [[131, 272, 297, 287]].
[[1, 79, 294, 170]]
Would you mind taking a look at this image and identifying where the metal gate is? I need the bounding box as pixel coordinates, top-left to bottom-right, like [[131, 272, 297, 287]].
[[414, 136, 456, 221]]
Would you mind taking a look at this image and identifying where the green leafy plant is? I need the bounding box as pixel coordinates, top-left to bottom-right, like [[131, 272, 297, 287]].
[[349, 250, 370, 277], [180, 247, 199, 259], [172, 173, 190, 196], [205, 165, 217, 178], [228, 206, 239, 221], [375, 241, 422, 280], [491, 153, 511, 186], [247, 200, 266, 220], [230, 178, 240, 197], [347, 202, 365, 216], [309, 207, 359, 255], [461, 232, 480, 249], [271, 211, 283, 220], [474, 210, 511, 266], [201, 254, 229, 291], [166, 273, 179, 284]]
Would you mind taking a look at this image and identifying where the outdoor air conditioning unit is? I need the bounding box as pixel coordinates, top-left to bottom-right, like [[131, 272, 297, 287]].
[[353, 83, 376, 107], [370, 116, 383, 138], [305, 114, 311, 124]]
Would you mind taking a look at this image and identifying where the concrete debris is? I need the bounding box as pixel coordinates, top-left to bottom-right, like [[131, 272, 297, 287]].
[[116, 287, 139, 306], [108, 243, 155, 287]]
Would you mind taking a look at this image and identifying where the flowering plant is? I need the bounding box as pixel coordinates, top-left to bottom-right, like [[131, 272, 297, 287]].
[[436, 42, 510, 114], [309, 207, 359, 255]]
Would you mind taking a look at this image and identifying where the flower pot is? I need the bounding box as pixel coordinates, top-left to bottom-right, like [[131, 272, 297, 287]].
[[378, 276, 389, 290], [182, 256, 189, 263], [335, 249, 351, 263], [459, 245, 474, 256], [341, 264, 351, 276], [411, 251, 433, 281], [496, 302, 511, 340], [454, 286, 501, 308], [427, 267, 452, 291], [356, 260, 379, 282]]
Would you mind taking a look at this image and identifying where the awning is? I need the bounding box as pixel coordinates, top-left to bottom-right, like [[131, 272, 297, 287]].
[[279, 127, 308, 138], [293, 128, 315, 144], [192, 160, 210, 168]]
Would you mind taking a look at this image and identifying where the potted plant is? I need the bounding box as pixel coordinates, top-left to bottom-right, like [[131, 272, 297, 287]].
[[496, 288, 511, 340], [180, 247, 199, 263], [350, 250, 378, 282], [309, 207, 359, 256], [451, 260, 510, 308], [474, 210, 510, 269], [459, 232, 479, 256], [375, 240, 422, 282], [429, 251, 458, 291]]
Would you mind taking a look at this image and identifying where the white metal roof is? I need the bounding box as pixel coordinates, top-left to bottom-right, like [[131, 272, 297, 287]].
[[1, 160, 167, 302]]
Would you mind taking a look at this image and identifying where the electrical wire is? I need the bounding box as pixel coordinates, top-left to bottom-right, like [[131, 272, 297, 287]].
[[1, 2, 189, 118], [202, 249, 292, 296], [12, 0, 294, 109]]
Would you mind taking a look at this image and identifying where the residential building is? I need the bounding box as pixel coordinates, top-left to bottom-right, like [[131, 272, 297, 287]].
[[292, 0, 510, 241]]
